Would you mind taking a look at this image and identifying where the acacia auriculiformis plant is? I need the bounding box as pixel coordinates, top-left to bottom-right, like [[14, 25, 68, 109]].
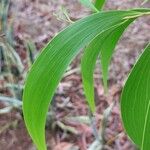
[[23, 1, 150, 150]]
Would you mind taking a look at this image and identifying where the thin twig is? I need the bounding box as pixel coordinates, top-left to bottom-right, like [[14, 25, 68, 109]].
[[56, 121, 78, 135], [99, 102, 115, 148], [0, 95, 22, 107], [0, 106, 12, 114], [89, 111, 100, 141], [0, 120, 18, 134], [64, 67, 80, 77]]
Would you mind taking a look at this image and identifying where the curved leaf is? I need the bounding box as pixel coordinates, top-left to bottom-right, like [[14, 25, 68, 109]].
[[121, 43, 150, 150], [79, 0, 99, 12], [100, 19, 134, 90], [23, 9, 150, 150], [95, 0, 105, 10], [81, 19, 134, 113]]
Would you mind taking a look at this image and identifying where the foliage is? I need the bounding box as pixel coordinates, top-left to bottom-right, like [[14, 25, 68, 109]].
[[94, 0, 105, 10], [121, 44, 150, 150], [81, 19, 134, 112], [22, 2, 150, 150], [79, 0, 105, 12], [79, 0, 99, 12]]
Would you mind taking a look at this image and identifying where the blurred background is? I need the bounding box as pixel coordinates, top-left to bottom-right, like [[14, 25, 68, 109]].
[[0, 0, 150, 150]]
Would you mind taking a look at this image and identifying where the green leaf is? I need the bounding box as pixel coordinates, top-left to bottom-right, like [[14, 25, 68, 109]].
[[95, 0, 105, 10], [81, 19, 134, 113], [100, 19, 134, 91], [121, 43, 150, 150], [79, 0, 99, 12], [23, 9, 150, 150]]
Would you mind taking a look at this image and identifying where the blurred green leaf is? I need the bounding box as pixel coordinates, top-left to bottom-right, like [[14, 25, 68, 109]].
[[95, 0, 105, 10], [79, 0, 99, 12], [121, 43, 150, 150], [23, 9, 150, 150], [26, 40, 36, 64]]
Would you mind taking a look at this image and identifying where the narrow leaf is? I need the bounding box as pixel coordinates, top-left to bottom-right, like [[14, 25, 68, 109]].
[[81, 19, 134, 113], [121, 43, 150, 150], [79, 0, 99, 12], [100, 19, 134, 90], [23, 9, 150, 150], [95, 0, 105, 10]]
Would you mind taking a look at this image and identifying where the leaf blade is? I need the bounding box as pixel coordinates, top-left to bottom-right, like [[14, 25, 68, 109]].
[[79, 0, 99, 12], [121, 43, 150, 150], [95, 0, 106, 10], [81, 19, 134, 113], [100, 19, 134, 90], [23, 9, 150, 150]]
